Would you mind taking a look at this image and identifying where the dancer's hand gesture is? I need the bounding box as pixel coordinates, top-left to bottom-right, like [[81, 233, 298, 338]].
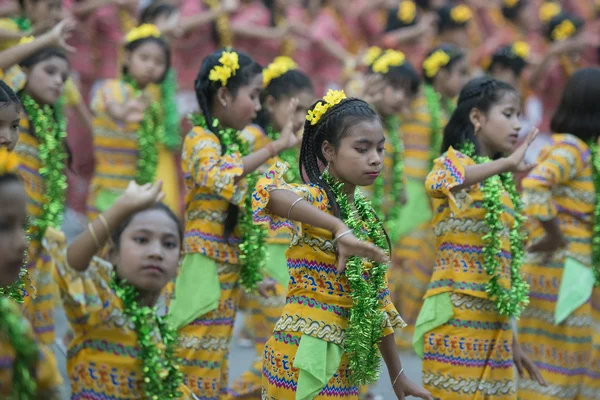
[[393, 373, 434, 400], [118, 181, 165, 213], [505, 127, 539, 173], [275, 97, 301, 151], [334, 225, 389, 273]]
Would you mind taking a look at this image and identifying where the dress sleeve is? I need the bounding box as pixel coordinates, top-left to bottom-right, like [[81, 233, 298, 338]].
[[36, 344, 64, 399], [378, 275, 407, 337], [182, 126, 248, 205], [253, 161, 329, 237], [43, 228, 117, 333], [522, 138, 588, 221], [425, 147, 473, 212]]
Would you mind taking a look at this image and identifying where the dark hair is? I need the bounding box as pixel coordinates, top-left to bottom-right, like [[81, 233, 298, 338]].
[[19, 46, 68, 69], [261, 0, 277, 26], [111, 203, 183, 250], [415, 0, 435, 11], [546, 13, 584, 42], [139, 2, 177, 25], [441, 77, 519, 156], [502, 0, 527, 21], [122, 37, 171, 83], [385, 6, 418, 32], [195, 49, 262, 239], [437, 5, 470, 34], [551, 68, 600, 142], [487, 44, 528, 77], [255, 68, 314, 130], [0, 80, 20, 108], [368, 61, 421, 97], [422, 44, 465, 85]]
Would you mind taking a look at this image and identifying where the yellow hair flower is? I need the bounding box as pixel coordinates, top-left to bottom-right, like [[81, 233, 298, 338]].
[[18, 36, 34, 45], [450, 5, 472, 24], [504, 0, 519, 7], [512, 41, 530, 59], [208, 50, 240, 86], [372, 50, 406, 74], [423, 50, 450, 78], [0, 148, 19, 176], [552, 19, 576, 41], [306, 89, 346, 126], [539, 2, 561, 23], [397, 1, 416, 24], [363, 46, 383, 67], [263, 56, 297, 88], [125, 24, 161, 43]]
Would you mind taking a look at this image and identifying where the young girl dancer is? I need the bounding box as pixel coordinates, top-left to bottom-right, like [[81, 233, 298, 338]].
[[518, 67, 600, 400], [88, 24, 173, 217], [254, 90, 432, 399], [229, 56, 315, 399], [45, 181, 195, 398], [420, 77, 545, 399], [168, 49, 299, 398]]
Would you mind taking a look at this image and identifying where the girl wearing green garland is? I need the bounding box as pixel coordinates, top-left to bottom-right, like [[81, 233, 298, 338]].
[[87, 24, 176, 218], [420, 77, 545, 399], [45, 180, 197, 398], [0, 83, 62, 399], [254, 90, 431, 399], [393, 43, 469, 349], [167, 49, 299, 398]]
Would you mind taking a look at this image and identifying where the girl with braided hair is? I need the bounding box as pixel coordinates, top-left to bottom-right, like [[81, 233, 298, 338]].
[[254, 90, 431, 399], [168, 48, 299, 398], [420, 76, 546, 399]]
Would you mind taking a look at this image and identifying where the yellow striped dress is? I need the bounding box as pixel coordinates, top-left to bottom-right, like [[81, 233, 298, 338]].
[[518, 134, 600, 399], [423, 147, 518, 399], [254, 162, 406, 399]]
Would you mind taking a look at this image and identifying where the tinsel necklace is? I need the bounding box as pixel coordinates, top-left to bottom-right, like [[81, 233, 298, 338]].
[[424, 84, 455, 167], [109, 276, 182, 399], [462, 142, 529, 317], [191, 114, 265, 291], [587, 140, 600, 286], [266, 125, 300, 183], [371, 116, 404, 243], [19, 94, 67, 243], [323, 171, 388, 386]]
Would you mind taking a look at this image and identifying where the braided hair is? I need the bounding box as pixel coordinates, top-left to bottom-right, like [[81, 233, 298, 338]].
[[299, 97, 379, 218], [0, 80, 20, 108], [194, 49, 262, 239], [441, 77, 518, 157]]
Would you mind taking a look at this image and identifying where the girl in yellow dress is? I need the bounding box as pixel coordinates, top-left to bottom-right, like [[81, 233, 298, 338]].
[[168, 49, 300, 398], [420, 76, 545, 399], [46, 180, 197, 399], [230, 56, 315, 399], [87, 24, 175, 218], [518, 68, 600, 399], [254, 90, 432, 400], [0, 84, 62, 399]]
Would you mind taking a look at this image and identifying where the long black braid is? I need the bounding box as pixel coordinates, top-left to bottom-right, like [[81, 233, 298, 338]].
[[0, 80, 20, 107]]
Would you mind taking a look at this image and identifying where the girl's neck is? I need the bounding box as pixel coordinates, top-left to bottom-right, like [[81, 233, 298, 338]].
[[137, 290, 160, 308], [432, 81, 448, 103], [476, 141, 494, 159], [126, 75, 148, 90]]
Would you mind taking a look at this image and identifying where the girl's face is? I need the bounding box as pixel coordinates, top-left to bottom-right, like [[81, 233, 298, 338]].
[[491, 65, 519, 90], [126, 41, 168, 88], [24, 55, 69, 106], [440, 57, 470, 99], [223, 73, 263, 131], [111, 209, 180, 295], [0, 181, 28, 287], [267, 89, 315, 133], [323, 119, 385, 188], [378, 83, 410, 117], [0, 104, 20, 151], [476, 91, 522, 155]]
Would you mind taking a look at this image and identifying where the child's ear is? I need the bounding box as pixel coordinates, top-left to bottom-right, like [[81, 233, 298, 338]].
[[216, 86, 233, 109], [265, 95, 276, 114], [107, 243, 120, 266], [469, 107, 483, 133], [321, 140, 335, 164]]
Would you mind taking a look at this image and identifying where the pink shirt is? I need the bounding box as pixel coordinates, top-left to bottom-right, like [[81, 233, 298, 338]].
[[231, 1, 278, 66], [286, 5, 313, 75], [310, 9, 346, 96]]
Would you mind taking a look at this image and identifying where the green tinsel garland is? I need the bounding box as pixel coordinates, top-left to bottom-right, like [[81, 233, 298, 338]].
[[191, 114, 265, 291], [0, 297, 38, 399], [20, 94, 67, 243], [462, 142, 529, 317], [109, 276, 182, 399], [160, 69, 181, 151], [12, 16, 31, 32], [424, 84, 455, 167], [0, 269, 29, 304], [323, 172, 389, 386], [265, 125, 300, 183], [588, 140, 600, 287]]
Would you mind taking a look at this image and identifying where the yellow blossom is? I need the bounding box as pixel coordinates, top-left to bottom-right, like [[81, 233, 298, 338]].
[[450, 5, 472, 24], [363, 47, 383, 67], [397, 1, 416, 24], [125, 24, 161, 44], [552, 19, 576, 41], [306, 90, 347, 125], [423, 50, 450, 78], [209, 50, 240, 86], [263, 56, 297, 87], [0, 148, 19, 176], [209, 65, 232, 86], [504, 0, 518, 7], [372, 50, 406, 74], [219, 51, 239, 70], [539, 2, 561, 23], [512, 41, 530, 59], [18, 36, 34, 45]]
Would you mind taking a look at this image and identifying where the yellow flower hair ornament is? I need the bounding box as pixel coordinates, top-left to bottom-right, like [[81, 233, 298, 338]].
[[504, 0, 519, 8], [125, 24, 161, 44], [423, 50, 450, 78], [209, 50, 240, 86], [263, 56, 297, 88], [539, 2, 561, 23], [363, 46, 383, 67], [372, 50, 406, 74], [552, 19, 576, 41], [0, 148, 19, 176], [512, 41, 530, 60], [18, 36, 34, 45], [450, 5, 472, 24], [306, 90, 346, 126], [398, 1, 417, 24]]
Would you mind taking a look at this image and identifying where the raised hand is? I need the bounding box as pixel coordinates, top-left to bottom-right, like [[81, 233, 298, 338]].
[[276, 97, 301, 151], [505, 127, 539, 173], [104, 92, 150, 124], [118, 181, 165, 213], [335, 228, 389, 273], [49, 18, 77, 53]]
